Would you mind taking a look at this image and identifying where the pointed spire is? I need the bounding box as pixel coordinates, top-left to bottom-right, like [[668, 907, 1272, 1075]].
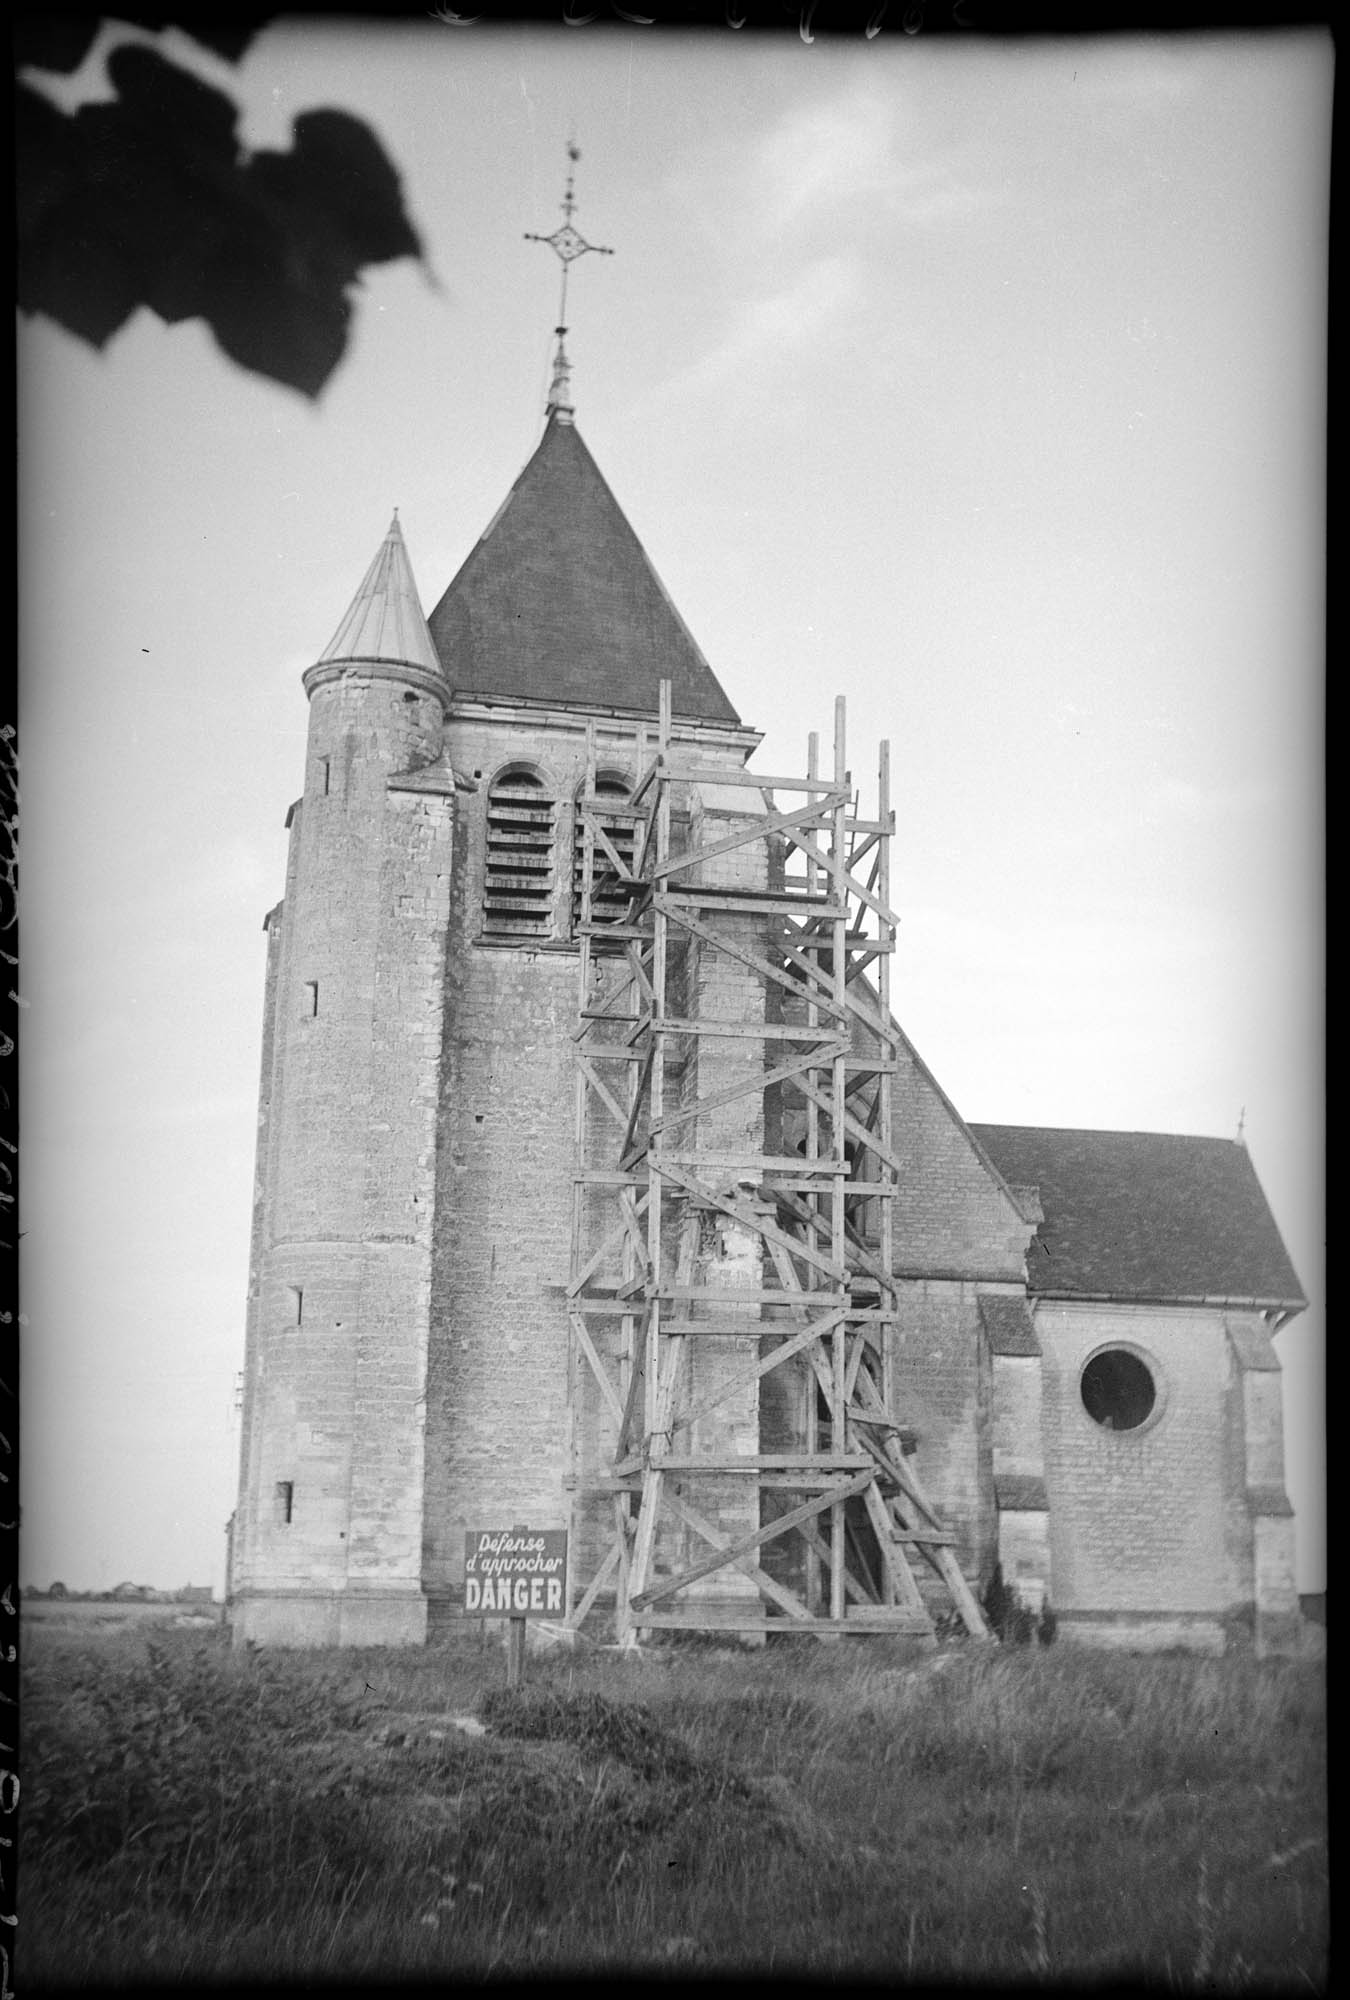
[[428, 418, 741, 725], [314, 513, 444, 680], [547, 334, 574, 420], [525, 142, 614, 424]]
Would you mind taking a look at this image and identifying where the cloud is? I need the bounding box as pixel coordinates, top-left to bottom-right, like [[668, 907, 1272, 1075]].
[[748, 84, 1008, 241], [648, 253, 862, 408], [755, 90, 896, 234]]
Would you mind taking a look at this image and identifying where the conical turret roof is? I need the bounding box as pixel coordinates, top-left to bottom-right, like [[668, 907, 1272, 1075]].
[[428, 415, 740, 724], [317, 513, 444, 679]]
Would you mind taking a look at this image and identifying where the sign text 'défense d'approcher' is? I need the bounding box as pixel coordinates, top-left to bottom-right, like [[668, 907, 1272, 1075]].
[[463, 1528, 567, 1615]]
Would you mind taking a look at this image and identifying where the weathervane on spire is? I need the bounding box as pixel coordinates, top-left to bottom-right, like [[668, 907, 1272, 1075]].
[[524, 142, 614, 420]]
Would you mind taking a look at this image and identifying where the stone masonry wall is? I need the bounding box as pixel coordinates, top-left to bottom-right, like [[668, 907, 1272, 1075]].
[[232, 806, 306, 1593], [1035, 1302, 1248, 1639], [890, 1048, 1031, 1281], [889, 1279, 992, 1583], [232, 672, 452, 1646]]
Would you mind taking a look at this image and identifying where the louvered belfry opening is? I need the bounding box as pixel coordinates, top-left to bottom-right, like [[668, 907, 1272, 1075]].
[[483, 767, 556, 938], [572, 775, 639, 937]]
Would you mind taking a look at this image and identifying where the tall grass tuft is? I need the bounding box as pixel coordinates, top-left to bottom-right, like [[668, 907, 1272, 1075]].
[[21, 1620, 1326, 1987]]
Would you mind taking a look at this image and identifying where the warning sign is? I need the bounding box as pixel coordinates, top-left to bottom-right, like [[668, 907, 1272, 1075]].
[[464, 1528, 567, 1617]]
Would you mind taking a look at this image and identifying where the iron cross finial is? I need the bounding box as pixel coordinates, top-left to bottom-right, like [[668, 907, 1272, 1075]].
[[524, 142, 614, 419]]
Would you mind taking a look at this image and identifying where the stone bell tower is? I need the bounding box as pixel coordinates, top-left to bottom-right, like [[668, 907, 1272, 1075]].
[[230, 516, 459, 1646]]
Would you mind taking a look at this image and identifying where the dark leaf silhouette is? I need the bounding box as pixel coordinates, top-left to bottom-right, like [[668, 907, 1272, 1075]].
[[14, 12, 273, 73], [17, 26, 423, 397]]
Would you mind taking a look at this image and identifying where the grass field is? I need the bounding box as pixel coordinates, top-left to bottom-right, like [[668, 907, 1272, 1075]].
[[20, 1612, 1326, 1988]]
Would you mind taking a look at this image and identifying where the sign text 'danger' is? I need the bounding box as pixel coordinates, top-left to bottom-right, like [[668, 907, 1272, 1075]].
[[464, 1528, 567, 1617]]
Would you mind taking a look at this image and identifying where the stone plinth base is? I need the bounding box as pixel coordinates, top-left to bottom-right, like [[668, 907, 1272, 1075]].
[[229, 1588, 428, 1649], [1055, 1610, 1227, 1656]]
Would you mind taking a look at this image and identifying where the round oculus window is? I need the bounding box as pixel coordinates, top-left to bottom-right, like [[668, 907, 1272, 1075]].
[[1080, 1348, 1157, 1432]]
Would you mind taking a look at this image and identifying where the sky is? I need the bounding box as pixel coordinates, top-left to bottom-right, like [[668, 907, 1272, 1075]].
[[19, 19, 1326, 1594]]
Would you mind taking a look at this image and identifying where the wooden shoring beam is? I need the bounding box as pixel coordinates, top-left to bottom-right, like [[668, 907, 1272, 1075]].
[[615, 1319, 647, 1463], [860, 1477, 928, 1614], [650, 797, 834, 882], [923, 1540, 989, 1637], [828, 697, 851, 1630], [775, 933, 901, 1051], [576, 801, 644, 884], [631, 1611, 933, 1636], [649, 1452, 875, 1471], [633, 794, 660, 884], [630, 1471, 875, 1612], [845, 1325, 880, 1403], [625, 1350, 680, 1628], [574, 922, 649, 944], [845, 826, 882, 877], [845, 1512, 882, 1602], [760, 1234, 846, 1426], [852, 1425, 950, 1535], [625, 937, 658, 1013], [774, 818, 902, 932], [660, 888, 843, 919], [791, 1510, 881, 1609], [611, 1310, 849, 1473], [660, 1486, 814, 1623], [875, 737, 896, 1417], [772, 1185, 893, 1291], [575, 1051, 636, 1133], [759, 1176, 893, 1198], [665, 765, 849, 797], [566, 1537, 621, 1630], [800, 723, 824, 1629], [568, 1310, 627, 1431], [572, 952, 645, 1037], [658, 902, 850, 1021], [625, 753, 663, 813], [658, 1285, 843, 1306], [566, 1188, 650, 1300], [638, 1043, 839, 1154], [782, 1069, 910, 1182], [653, 1158, 846, 1284], [654, 1018, 847, 1045], [614, 1491, 633, 1616], [661, 1149, 847, 1175], [624, 1185, 696, 1638], [617, 1041, 655, 1165], [618, 1188, 652, 1279]]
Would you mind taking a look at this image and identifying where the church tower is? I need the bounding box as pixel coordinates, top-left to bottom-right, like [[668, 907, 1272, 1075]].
[[229, 160, 764, 1642], [230, 518, 459, 1645]]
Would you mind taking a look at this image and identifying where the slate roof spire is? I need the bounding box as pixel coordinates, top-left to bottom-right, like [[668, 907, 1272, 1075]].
[[314, 511, 444, 681], [524, 142, 613, 425], [428, 417, 741, 724]]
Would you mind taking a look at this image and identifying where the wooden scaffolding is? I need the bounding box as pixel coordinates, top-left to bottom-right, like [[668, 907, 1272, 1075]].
[[565, 686, 989, 1644]]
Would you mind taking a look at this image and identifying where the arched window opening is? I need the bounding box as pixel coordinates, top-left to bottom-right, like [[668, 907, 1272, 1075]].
[[573, 775, 638, 935], [483, 767, 556, 939], [1081, 1348, 1158, 1432]]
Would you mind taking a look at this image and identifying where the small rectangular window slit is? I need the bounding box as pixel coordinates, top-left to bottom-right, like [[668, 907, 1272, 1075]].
[[289, 1286, 303, 1326], [275, 1480, 294, 1526], [319, 758, 330, 796], [303, 982, 318, 1017]]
